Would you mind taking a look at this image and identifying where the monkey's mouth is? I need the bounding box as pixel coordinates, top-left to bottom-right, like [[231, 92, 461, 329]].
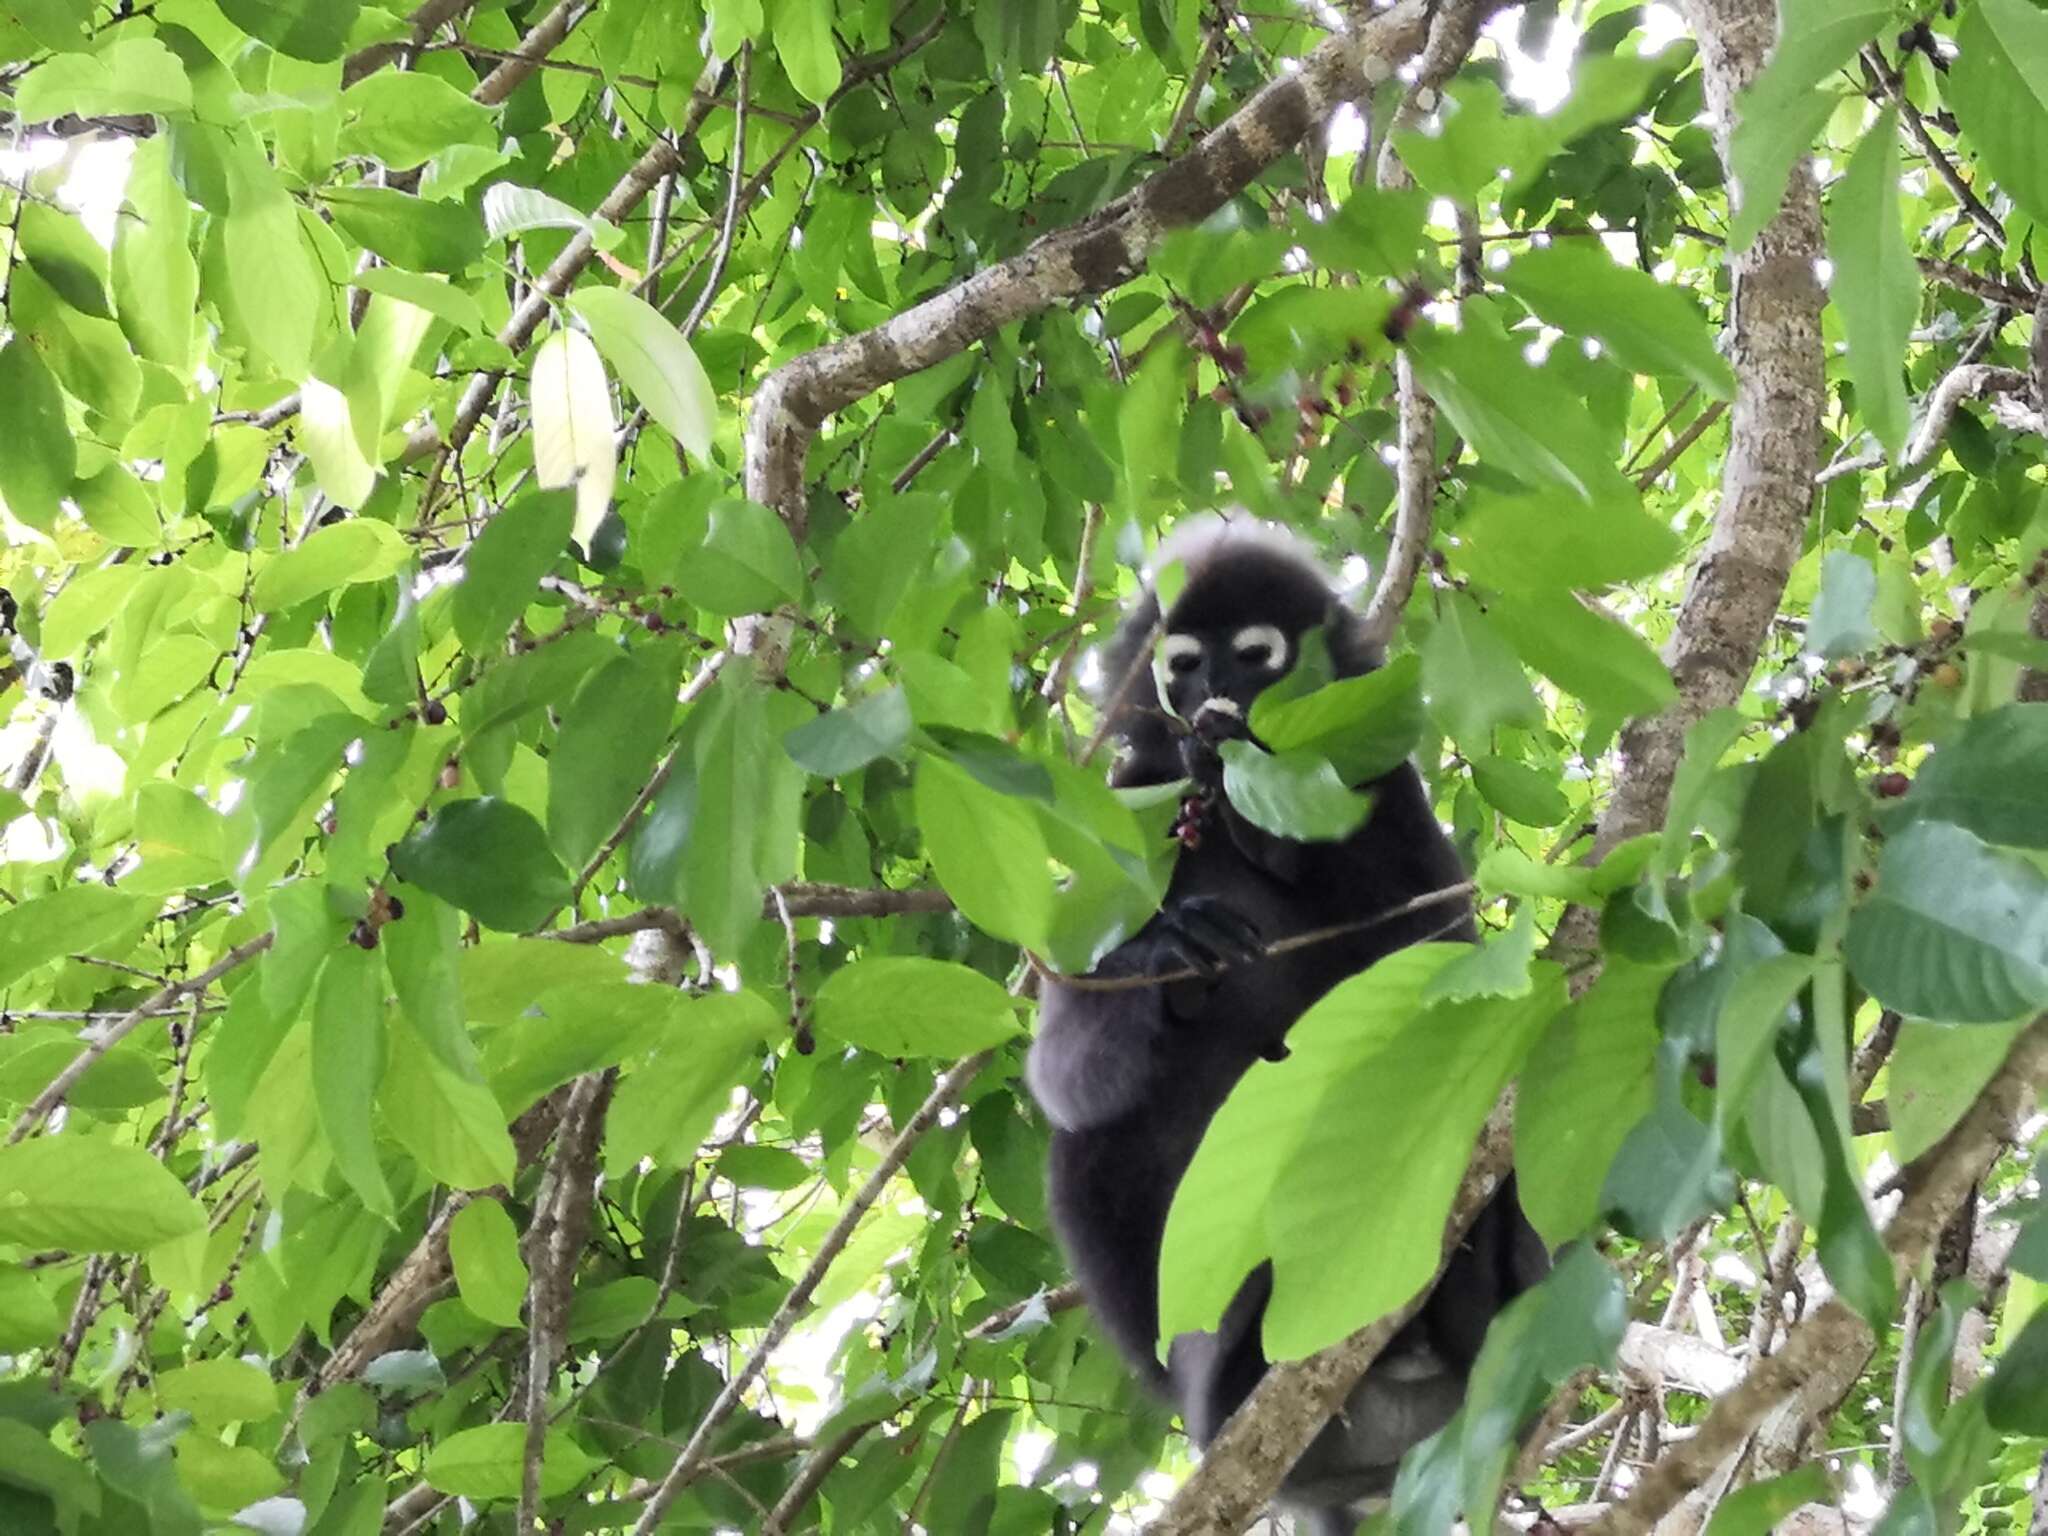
[[1190, 697, 1247, 744]]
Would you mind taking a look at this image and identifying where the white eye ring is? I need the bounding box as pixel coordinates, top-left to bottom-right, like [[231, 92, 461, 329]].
[[1161, 633, 1203, 675], [1231, 624, 1288, 669]]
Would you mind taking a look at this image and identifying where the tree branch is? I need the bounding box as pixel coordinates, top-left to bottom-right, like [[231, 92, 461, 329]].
[[742, 0, 1498, 532], [1582, 0, 1828, 865]]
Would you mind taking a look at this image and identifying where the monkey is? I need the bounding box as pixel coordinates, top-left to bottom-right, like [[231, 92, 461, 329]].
[[1025, 515, 1548, 1535]]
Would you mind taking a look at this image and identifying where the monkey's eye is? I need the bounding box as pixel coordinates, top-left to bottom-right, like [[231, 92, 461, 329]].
[[1162, 634, 1204, 676], [1230, 624, 1288, 670]]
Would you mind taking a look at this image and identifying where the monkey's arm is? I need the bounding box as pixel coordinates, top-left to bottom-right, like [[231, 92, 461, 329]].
[[1027, 895, 1268, 1130]]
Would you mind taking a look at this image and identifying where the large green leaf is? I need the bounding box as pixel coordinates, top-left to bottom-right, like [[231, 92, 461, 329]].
[[321, 186, 485, 275], [1161, 946, 1562, 1358], [1887, 1017, 2031, 1163], [915, 753, 1057, 953], [1514, 961, 1664, 1247], [423, 1423, 597, 1501], [448, 1198, 527, 1329], [391, 799, 573, 932], [0, 1136, 206, 1251], [545, 644, 682, 869], [0, 886, 156, 993], [814, 958, 1022, 1057], [1950, 0, 2048, 229], [1409, 318, 1637, 505], [605, 991, 777, 1172], [311, 946, 393, 1219], [1845, 821, 2048, 1023], [250, 519, 411, 613], [1454, 491, 1680, 594], [1490, 590, 1677, 718], [217, 0, 360, 60], [1825, 111, 1917, 463], [14, 36, 193, 120], [1218, 741, 1371, 842], [452, 490, 575, 655], [567, 287, 717, 461], [1725, 0, 1888, 249], [0, 338, 76, 532], [1247, 653, 1425, 785], [1419, 594, 1543, 751], [1500, 244, 1732, 395], [1887, 704, 2048, 849]]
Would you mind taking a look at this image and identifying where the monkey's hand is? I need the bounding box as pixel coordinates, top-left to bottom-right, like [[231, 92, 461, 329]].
[[1152, 895, 1265, 980]]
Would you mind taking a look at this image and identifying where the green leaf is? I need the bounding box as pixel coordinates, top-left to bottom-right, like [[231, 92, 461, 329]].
[[1725, 0, 1888, 248], [1468, 755, 1571, 827], [223, 144, 321, 381], [300, 379, 378, 509], [688, 499, 804, 614], [351, 267, 487, 335], [824, 492, 943, 635], [1408, 318, 1637, 505], [1805, 550, 1879, 659], [1500, 243, 1732, 396], [0, 338, 76, 532], [546, 644, 681, 869], [566, 287, 717, 461], [111, 139, 198, 372], [915, 753, 1057, 952], [1419, 593, 1543, 750], [0, 886, 155, 993], [1701, 1464, 1832, 1536], [605, 991, 777, 1171], [1886, 704, 2048, 849], [1826, 110, 1917, 462], [554, 1278, 651, 1346], [1950, 0, 2048, 230], [338, 71, 495, 171], [155, 1359, 279, 1427], [1490, 591, 1677, 718], [452, 491, 573, 655], [1454, 491, 1681, 593], [784, 687, 911, 776], [321, 186, 485, 275], [1514, 961, 1663, 1246], [1161, 946, 1561, 1357], [814, 958, 1022, 1057], [312, 946, 393, 1219], [251, 519, 411, 612], [392, 799, 573, 932], [448, 1198, 528, 1329], [218, 0, 359, 60], [1887, 1017, 2031, 1163], [1846, 821, 2048, 1023], [1985, 1307, 2048, 1433], [14, 36, 193, 120], [423, 1422, 597, 1501], [1119, 342, 1184, 511], [768, 0, 842, 104], [1219, 741, 1371, 842], [0, 1136, 206, 1251], [1247, 654, 1426, 785], [380, 1016, 516, 1190]]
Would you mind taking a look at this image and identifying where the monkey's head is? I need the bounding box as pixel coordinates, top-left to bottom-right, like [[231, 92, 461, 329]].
[[1099, 516, 1376, 788]]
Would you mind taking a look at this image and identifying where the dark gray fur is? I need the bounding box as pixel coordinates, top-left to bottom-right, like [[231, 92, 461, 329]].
[[1026, 520, 1547, 1532]]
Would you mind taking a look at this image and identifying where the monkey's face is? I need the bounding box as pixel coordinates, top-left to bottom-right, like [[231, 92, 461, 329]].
[[1157, 621, 1294, 761]]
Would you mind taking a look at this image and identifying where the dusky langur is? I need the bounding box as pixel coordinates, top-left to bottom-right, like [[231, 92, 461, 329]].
[[1026, 515, 1547, 1536]]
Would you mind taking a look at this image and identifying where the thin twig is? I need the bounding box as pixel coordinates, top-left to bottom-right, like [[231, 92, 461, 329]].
[[7, 933, 275, 1144], [681, 43, 750, 341]]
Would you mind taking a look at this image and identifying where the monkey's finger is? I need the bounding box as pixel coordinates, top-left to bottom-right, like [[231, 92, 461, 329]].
[[1155, 932, 1226, 979], [1171, 898, 1266, 966]]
